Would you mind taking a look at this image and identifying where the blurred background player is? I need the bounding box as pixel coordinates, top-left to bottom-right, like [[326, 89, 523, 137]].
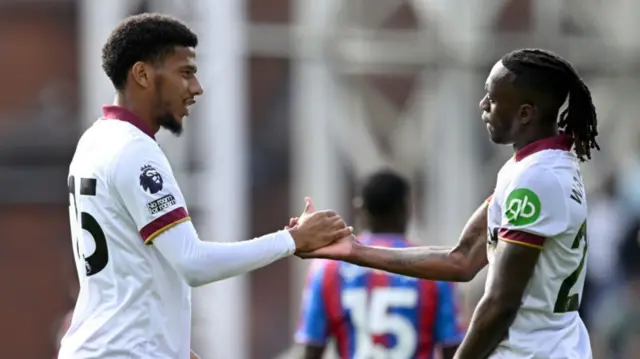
[[292, 170, 465, 359]]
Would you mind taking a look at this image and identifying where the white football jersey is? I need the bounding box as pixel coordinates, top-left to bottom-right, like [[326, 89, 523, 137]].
[[59, 106, 192, 359], [486, 135, 592, 359]]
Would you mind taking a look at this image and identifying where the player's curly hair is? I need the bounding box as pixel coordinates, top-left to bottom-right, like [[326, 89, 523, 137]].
[[501, 48, 600, 162], [361, 170, 409, 219], [101, 13, 198, 91]]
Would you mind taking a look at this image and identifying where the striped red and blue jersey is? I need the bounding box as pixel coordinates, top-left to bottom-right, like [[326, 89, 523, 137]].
[[295, 233, 466, 359]]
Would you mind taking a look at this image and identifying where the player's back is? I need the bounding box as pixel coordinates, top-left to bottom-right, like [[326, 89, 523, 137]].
[[299, 234, 463, 359], [487, 140, 591, 359], [59, 110, 191, 358]]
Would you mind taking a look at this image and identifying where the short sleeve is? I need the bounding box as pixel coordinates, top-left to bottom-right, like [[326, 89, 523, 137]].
[[294, 260, 330, 346], [499, 165, 569, 249], [112, 140, 190, 245], [433, 282, 465, 346]]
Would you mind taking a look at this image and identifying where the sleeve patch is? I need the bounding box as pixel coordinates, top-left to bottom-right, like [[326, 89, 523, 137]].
[[499, 228, 545, 249], [146, 194, 177, 215], [504, 188, 541, 226], [139, 164, 164, 194], [140, 207, 190, 244]]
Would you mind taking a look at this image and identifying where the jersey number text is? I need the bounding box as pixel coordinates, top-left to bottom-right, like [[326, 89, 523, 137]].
[[342, 287, 418, 358], [554, 220, 587, 313], [68, 176, 109, 276]]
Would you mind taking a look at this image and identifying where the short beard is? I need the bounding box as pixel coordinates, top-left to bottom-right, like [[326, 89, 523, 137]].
[[158, 112, 183, 136], [153, 76, 183, 136]]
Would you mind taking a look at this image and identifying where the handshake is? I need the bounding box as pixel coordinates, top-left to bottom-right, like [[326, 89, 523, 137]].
[[285, 197, 357, 260]]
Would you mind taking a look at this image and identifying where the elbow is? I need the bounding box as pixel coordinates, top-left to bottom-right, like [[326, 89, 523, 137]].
[[453, 270, 475, 283], [457, 262, 483, 282], [175, 264, 207, 287], [448, 252, 478, 282], [178, 263, 234, 287], [185, 275, 204, 288], [455, 270, 475, 283]]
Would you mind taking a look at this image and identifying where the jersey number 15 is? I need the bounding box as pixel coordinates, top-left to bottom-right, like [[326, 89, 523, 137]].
[[342, 287, 418, 358], [68, 176, 109, 276]]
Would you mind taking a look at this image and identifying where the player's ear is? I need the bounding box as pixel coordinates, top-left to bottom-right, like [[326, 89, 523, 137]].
[[519, 103, 536, 125], [131, 61, 151, 89]]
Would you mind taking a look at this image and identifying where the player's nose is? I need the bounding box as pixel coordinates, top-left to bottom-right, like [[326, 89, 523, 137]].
[[479, 95, 489, 111], [190, 77, 204, 96]]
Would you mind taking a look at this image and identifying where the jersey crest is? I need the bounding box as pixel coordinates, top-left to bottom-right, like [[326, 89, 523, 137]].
[[139, 164, 163, 194]]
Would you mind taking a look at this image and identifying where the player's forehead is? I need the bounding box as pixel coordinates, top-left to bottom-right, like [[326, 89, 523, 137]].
[[164, 46, 198, 70], [485, 60, 515, 93]]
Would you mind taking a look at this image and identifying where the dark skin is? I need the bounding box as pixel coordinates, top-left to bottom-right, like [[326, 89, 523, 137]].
[[295, 197, 459, 359], [298, 60, 558, 359], [115, 46, 203, 136]]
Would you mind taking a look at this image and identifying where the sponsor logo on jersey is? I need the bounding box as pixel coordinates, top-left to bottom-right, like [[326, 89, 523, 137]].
[[139, 164, 163, 194], [505, 188, 541, 226], [146, 194, 177, 215]]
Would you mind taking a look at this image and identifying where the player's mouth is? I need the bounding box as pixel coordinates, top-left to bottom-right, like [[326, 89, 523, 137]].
[[184, 99, 196, 116]]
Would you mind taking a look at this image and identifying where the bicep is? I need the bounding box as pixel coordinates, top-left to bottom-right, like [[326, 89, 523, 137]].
[[112, 142, 189, 244], [486, 240, 541, 304]]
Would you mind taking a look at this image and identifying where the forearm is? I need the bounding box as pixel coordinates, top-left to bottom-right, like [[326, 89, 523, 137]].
[[154, 221, 295, 287], [347, 244, 473, 282], [454, 295, 519, 359], [344, 200, 490, 282]]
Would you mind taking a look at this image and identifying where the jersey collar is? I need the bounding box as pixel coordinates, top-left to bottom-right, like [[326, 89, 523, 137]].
[[102, 105, 156, 141], [514, 134, 573, 162]]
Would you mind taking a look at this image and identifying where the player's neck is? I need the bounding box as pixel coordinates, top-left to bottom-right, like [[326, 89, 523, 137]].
[[113, 93, 159, 134], [512, 126, 559, 151]]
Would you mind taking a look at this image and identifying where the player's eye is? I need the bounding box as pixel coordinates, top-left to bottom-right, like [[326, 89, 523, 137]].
[[181, 70, 194, 79]]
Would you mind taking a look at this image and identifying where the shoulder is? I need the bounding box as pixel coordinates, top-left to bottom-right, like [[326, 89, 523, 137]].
[[119, 135, 163, 159], [502, 161, 568, 219], [112, 136, 166, 173], [506, 161, 565, 199], [499, 160, 574, 236]]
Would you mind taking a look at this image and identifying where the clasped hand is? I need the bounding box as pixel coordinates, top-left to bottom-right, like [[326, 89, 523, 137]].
[[285, 197, 356, 260]]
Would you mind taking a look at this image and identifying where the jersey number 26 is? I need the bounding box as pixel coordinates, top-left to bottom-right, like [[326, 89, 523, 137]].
[[68, 176, 109, 276]]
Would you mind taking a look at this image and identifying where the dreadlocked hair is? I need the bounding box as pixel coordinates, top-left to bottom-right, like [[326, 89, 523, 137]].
[[501, 48, 600, 162]]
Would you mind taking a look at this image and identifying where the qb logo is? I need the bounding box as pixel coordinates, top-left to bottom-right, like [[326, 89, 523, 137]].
[[505, 188, 541, 226]]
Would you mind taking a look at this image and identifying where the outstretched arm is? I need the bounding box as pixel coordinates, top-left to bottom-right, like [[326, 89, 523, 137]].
[[302, 199, 490, 282]]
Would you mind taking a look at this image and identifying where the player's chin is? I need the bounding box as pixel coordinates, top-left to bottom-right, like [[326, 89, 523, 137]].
[[160, 116, 184, 136], [486, 127, 509, 145]]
